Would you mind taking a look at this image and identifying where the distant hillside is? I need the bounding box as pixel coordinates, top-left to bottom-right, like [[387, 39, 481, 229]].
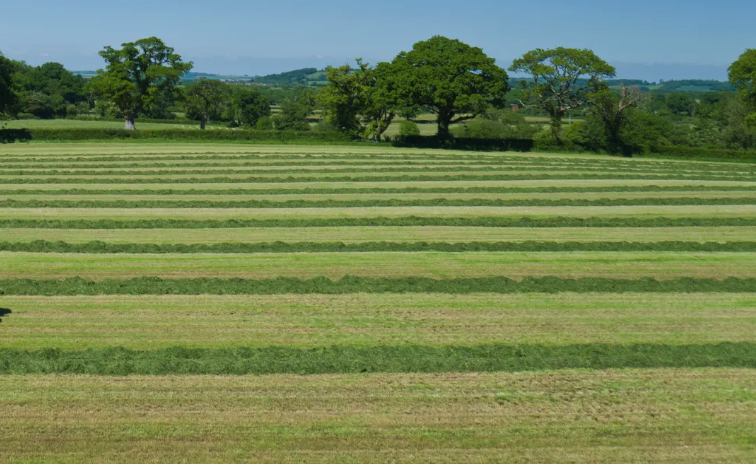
[[254, 68, 319, 85]]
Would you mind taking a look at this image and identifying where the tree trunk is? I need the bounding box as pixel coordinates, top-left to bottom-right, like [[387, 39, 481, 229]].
[[436, 111, 453, 139], [550, 113, 564, 144], [200, 117, 206, 130], [124, 114, 136, 131]]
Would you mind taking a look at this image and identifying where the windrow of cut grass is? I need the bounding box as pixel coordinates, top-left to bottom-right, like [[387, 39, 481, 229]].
[[2, 172, 755, 184], [1, 276, 754, 295], [2, 226, 753, 243], [2, 197, 756, 209], [2, 343, 755, 375], [3, 240, 756, 254], [4, 184, 756, 196], [4, 216, 756, 229], [3, 293, 753, 350]]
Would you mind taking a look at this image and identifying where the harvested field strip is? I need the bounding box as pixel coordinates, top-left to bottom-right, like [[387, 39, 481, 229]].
[[4, 184, 756, 195], [4, 216, 756, 230], [2, 197, 756, 209], [3, 226, 753, 243], [2, 172, 756, 184], [0, 276, 754, 295], [7, 192, 756, 204], [1, 344, 755, 374], [3, 163, 752, 176], [3, 240, 756, 255], [1, 370, 754, 462], [2, 294, 754, 349], [2, 252, 751, 280], [0, 205, 752, 221]]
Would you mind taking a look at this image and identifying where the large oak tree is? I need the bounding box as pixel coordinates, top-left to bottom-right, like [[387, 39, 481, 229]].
[[391, 36, 509, 137], [91, 37, 192, 130], [729, 49, 756, 127]]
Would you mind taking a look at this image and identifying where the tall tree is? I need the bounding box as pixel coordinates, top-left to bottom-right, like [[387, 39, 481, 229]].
[[588, 84, 644, 155], [90, 37, 192, 130], [229, 87, 271, 127], [0, 55, 17, 115], [729, 49, 756, 127], [510, 47, 615, 142], [184, 78, 231, 129], [318, 59, 371, 136], [391, 36, 509, 137]]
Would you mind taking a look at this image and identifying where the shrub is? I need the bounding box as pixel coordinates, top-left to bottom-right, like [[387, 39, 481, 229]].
[[255, 116, 274, 130], [398, 120, 421, 137]]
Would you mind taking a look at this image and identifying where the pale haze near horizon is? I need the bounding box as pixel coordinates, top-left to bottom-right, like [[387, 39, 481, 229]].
[[1, 0, 753, 81]]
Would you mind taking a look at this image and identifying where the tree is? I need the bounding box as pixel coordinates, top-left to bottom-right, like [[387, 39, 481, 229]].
[[184, 78, 231, 129], [391, 36, 509, 137], [90, 37, 192, 130], [229, 87, 271, 127], [0, 55, 18, 115], [318, 59, 371, 136], [729, 49, 756, 127], [273, 91, 316, 130], [510, 47, 615, 142], [665, 93, 697, 116], [588, 85, 644, 155]]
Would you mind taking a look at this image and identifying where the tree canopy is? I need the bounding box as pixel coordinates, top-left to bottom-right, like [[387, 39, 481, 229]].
[[510, 47, 615, 141], [183, 78, 231, 129], [90, 37, 193, 129], [0, 55, 17, 115], [729, 49, 756, 127], [391, 36, 510, 137]]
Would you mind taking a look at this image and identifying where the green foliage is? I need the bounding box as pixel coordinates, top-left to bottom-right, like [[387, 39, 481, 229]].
[[183, 78, 231, 129], [453, 109, 538, 139], [318, 60, 372, 136], [0, 55, 17, 115], [1, 343, 754, 375], [391, 36, 510, 137], [729, 49, 756, 127], [510, 48, 615, 141], [255, 116, 274, 130], [227, 87, 271, 127], [665, 93, 698, 116], [90, 37, 193, 129], [273, 91, 315, 130], [398, 120, 420, 136], [3, 240, 755, 254]]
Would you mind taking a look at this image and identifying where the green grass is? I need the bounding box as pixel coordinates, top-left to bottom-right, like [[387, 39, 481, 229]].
[[2, 251, 753, 280], [2, 226, 753, 243], [1, 293, 754, 350], [1, 143, 755, 462], [2, 370, 754, 462]]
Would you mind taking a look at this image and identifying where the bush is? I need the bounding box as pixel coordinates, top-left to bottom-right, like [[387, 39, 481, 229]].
[[392, 135, 534, 151], [255, 116, 274, 130], [398, 120, 421, 136]]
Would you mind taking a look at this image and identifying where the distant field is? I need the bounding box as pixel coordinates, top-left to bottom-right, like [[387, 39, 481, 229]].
[[0, 142, 754, 462]]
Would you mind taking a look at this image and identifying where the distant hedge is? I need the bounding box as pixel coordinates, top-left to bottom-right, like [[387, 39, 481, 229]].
[[652, 146, 756, 161], [392, 135, 535, 151], [0, 128, 352, 143]]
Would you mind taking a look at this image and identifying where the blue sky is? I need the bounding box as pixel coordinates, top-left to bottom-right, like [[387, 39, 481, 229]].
[[1, 0, 754, 80]]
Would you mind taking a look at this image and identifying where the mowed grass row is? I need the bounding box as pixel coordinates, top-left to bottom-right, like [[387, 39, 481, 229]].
[[2, 370, 754, 462], [3, 226, 753, 243], [2, 293, 754, 350], [1, 205, 753, 220], [2, 251, 753, 280]]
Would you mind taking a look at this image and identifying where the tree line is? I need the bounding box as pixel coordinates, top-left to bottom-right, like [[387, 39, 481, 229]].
[[1, 36, 755, 154]]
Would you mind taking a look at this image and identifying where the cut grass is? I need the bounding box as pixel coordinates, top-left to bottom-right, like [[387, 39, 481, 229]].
[[0, 205, 753, 221], [2, 251, 753, 280], [1, 293, 754, 350], [1, 370, 754, 462], [2, 226, 753, 244]]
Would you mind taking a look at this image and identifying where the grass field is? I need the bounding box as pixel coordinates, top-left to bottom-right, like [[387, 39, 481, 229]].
[[0, 143, 754, 462]]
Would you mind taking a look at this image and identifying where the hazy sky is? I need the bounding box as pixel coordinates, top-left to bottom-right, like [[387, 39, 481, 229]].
[[1, 0, 754, 80]]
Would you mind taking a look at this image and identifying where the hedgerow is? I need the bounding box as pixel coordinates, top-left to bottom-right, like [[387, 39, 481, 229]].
[[0, 343, 754, 375], [0, 276, 753, 296], [2, 216, 755, 229], [3, 240, 756, 254]]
